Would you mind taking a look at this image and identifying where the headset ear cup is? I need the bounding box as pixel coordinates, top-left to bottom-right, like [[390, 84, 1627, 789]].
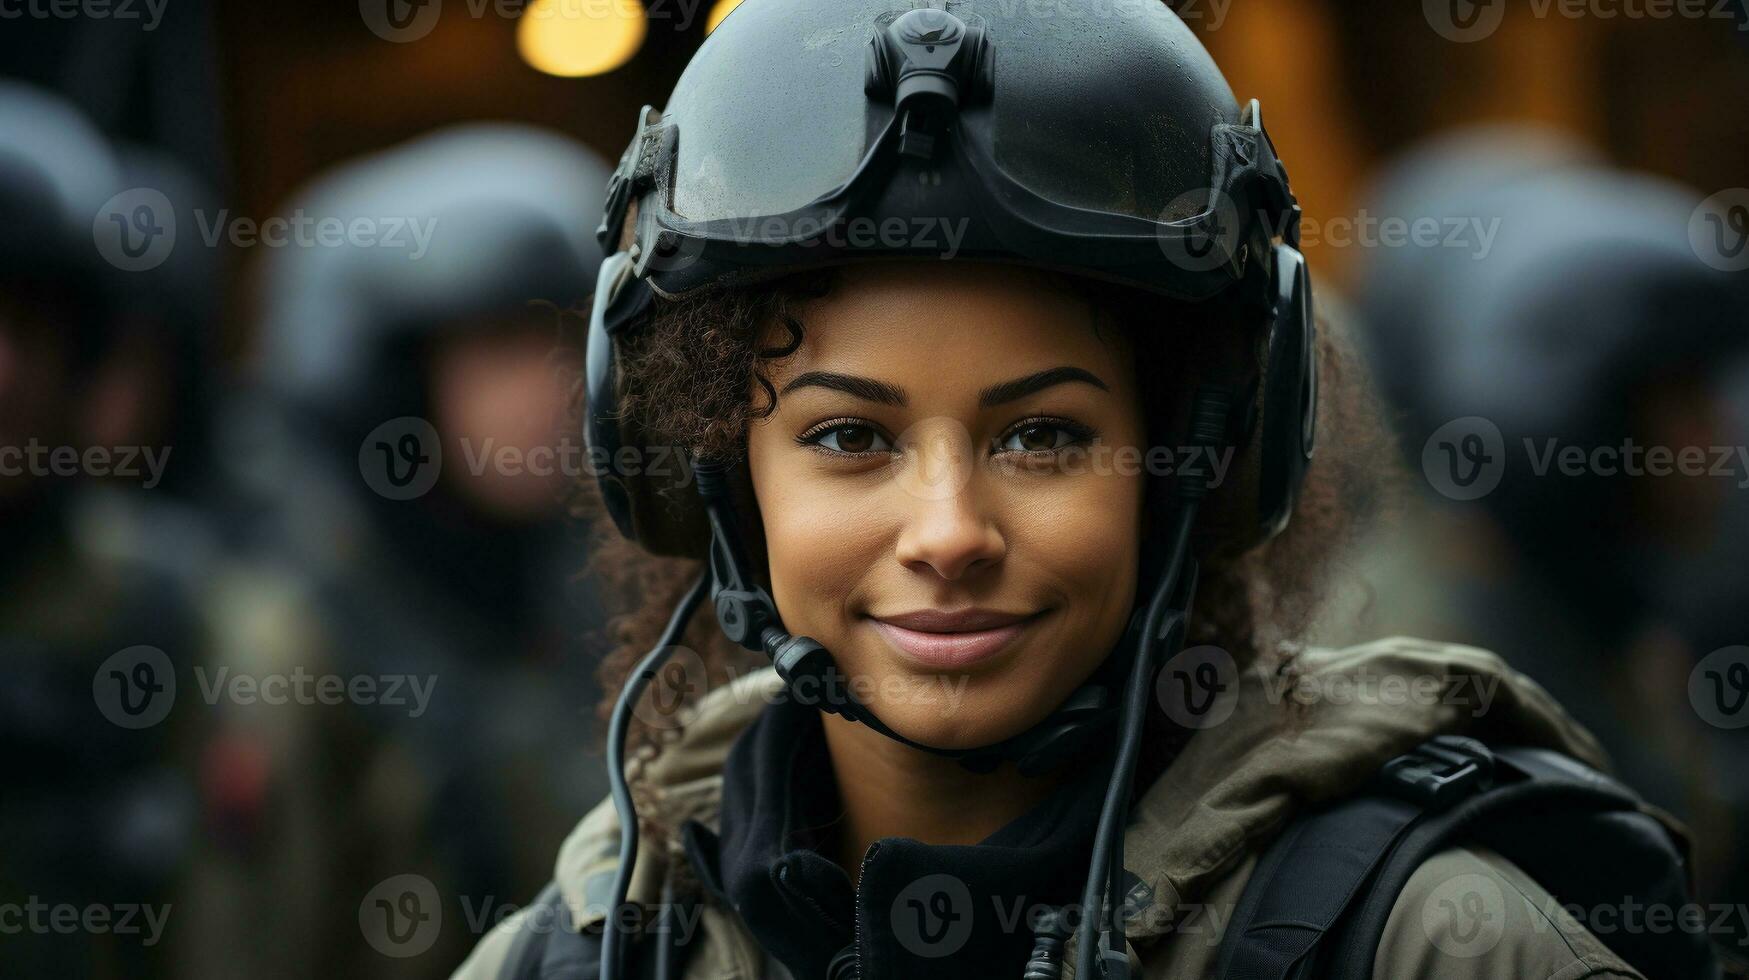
[[584, 258, 713, 558], [1254, 243, 1316, 540]]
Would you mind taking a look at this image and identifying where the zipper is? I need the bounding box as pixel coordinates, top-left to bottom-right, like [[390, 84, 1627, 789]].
[[850, 841, 881, 980]]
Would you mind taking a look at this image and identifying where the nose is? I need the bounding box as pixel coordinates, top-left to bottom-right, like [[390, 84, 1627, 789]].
[[891, 420, 1006, 581], [894, 488, 1007, 581]]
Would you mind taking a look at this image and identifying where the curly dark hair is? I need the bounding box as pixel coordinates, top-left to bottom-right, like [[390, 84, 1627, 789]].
[[567, 261, 1396, 780]]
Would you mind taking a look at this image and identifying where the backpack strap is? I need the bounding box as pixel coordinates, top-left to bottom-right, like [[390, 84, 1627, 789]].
[[1321, 746, 1715, 980], [1214, 736, 1719, 980], [1211, 736, 1493, 980]]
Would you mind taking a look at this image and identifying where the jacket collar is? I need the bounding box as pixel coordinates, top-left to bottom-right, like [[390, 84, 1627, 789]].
[[693, 689, 1112, 979]]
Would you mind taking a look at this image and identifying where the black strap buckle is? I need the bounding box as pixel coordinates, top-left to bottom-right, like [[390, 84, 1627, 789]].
[[1377, 735, 1495, 811]]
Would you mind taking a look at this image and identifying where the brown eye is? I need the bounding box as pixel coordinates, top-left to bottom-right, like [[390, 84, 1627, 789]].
[[998, 419, 1087, 453], [833, 424, 874, 454], [800, 421, 894, 455], [1017, 424, 1057, 452]]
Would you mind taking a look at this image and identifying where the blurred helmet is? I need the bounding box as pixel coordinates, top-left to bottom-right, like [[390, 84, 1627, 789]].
[[0, 81, 128, 354], [253, 123, 612, 426], [1355, 130, 1749, 615]]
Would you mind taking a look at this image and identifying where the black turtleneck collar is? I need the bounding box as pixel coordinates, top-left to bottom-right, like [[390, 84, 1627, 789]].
[[682, 691, 1114, 980]]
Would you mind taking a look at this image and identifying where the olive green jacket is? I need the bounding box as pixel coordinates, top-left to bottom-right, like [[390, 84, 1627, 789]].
[[455, 638, 1658, 979]]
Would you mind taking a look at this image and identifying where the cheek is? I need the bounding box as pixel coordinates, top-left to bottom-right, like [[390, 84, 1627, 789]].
[[1007, 470, 1144, 612], [747, 445, 889, 635]]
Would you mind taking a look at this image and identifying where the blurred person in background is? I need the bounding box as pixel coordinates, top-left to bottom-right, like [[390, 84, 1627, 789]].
[[186, 123, 613, 977], [0, 80, 215, 979], [1347, 126, 1749, 905]]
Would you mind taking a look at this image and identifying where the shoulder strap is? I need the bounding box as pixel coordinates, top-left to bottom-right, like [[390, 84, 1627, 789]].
[[1322, 746, 1716, 980], [1212, 736, 1493, 979], [1214, 736, 1718, 980]]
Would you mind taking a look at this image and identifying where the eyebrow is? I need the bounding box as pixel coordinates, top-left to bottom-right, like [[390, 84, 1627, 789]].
[[978, 366, 1109, 407], [778, 366, 1110, 408]]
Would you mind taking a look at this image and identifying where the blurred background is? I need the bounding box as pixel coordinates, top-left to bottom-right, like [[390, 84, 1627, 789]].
[[1, 0, 1745, 976]]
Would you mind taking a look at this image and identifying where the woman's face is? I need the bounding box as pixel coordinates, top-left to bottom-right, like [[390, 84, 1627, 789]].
[[746, 260, 1149, 750]]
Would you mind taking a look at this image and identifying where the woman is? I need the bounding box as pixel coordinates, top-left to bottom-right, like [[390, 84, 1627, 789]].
[[455, 2, 1702, 978]]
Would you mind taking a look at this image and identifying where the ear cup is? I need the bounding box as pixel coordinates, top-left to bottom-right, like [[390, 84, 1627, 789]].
[[584, 253, 712, 558], [1254, 242, 1317, 539]]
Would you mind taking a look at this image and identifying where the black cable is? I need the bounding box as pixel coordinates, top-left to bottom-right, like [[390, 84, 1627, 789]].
[[1073, 383, 1230, 980], [601, 571, 711, 980], [1073, 501, 1198, 980]]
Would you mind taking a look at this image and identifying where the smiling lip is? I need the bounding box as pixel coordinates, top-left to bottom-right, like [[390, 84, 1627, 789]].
[[867, 608, 1044, 670]]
